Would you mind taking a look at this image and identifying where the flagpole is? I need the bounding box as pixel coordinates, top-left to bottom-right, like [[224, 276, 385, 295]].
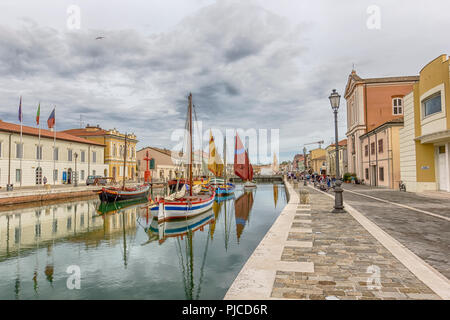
[[38, 103, 41, 185], [19, 97, 23, 188], [53, 106, 56, 185]]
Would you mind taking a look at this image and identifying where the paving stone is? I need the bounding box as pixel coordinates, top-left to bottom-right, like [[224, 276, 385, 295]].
[[270, 184, 442, 300]]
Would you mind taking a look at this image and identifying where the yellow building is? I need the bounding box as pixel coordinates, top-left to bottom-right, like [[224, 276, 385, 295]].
[[399, 55, 450, 192], [309, 148, 327, 174], [64, 125, 138, 182]]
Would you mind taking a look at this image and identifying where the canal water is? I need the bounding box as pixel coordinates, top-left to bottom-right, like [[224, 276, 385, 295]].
[[0, 183, 286, 300]]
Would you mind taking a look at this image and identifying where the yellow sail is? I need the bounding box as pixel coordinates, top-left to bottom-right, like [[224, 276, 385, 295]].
[[208, 130, 224, 177]]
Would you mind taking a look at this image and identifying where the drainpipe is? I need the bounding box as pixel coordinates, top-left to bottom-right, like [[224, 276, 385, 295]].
[[375, 131, 378, 187], [7, 133, 12, 189]]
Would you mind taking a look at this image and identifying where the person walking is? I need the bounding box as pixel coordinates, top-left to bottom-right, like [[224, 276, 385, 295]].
[[43, 176, 47, 185]]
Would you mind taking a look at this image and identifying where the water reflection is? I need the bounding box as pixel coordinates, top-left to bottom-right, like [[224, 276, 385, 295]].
[[0, 184, 286, 300]]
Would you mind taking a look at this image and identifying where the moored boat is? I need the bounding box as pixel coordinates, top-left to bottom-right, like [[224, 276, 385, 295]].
[[98, 184, 150, 203]]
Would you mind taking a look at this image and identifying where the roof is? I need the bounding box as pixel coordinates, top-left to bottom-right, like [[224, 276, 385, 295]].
[[0, 120, 105, 146], [63, 127, 107, 137], [327, 139, 348, 148], [360, 118, 404, 138], [344, 70, 419, 98]]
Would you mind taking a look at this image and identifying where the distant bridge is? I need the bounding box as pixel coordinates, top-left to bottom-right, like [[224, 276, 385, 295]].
[[229, 175, 284, 183]]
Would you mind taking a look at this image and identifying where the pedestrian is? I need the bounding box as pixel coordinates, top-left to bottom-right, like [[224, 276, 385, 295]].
[[43, 176, 47, 185]]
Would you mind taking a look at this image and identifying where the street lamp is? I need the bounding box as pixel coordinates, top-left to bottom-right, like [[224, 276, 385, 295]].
[[303, 147, 307, 186], [329, 89, 345, 213]]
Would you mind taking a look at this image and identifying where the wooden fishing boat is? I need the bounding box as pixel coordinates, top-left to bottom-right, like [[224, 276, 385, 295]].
[[99, 133, 150, 202], [215, 182, 236, 196], [99, 184, 150, 203], [150, 94, 215, 222], [209, 133, 236, 196]]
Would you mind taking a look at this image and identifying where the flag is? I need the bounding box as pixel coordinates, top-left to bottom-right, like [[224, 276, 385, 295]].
[[208, 131, 224, 177], [36, 103, 40, 125], [47, 108, 55, 129], [18, 96, 22, 122]]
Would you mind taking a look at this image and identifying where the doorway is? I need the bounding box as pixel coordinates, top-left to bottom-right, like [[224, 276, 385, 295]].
[[67, 168, 72, 184], [438, 146, 448, 191], [370, 165, 377, 186]]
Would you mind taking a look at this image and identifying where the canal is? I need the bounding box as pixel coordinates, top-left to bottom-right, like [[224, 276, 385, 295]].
[[0, 183, 286, 300]]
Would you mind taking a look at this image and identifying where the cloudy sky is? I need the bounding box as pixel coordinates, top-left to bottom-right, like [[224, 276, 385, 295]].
[[0, 0, 449, 163]]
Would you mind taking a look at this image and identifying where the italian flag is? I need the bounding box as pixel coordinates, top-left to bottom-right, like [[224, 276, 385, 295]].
[[36, 103, 40, 125]]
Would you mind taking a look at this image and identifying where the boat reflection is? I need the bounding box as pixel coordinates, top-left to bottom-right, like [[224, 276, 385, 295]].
[[140, 208, 214, 300], [0, 198, 143, 298], [234, 189, 255, 243]]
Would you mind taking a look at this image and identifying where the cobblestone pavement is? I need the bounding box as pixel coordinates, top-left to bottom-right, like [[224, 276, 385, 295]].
[[270, 185, 441, 300], [341, 184, 450, 279]]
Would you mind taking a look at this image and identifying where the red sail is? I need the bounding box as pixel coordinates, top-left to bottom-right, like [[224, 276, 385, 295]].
[[234, 134, 248, 181]]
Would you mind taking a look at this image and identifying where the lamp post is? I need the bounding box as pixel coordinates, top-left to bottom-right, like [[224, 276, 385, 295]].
[[329, 89, 345, 213], [303, 147, 307, 186]]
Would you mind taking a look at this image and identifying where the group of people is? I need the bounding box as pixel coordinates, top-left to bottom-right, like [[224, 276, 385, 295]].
[[287, 172, 337, 191]]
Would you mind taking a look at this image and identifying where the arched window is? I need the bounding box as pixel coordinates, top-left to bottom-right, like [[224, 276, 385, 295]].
[[393, 98, 403, 115]]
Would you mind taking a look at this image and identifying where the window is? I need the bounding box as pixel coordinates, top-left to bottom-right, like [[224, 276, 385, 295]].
[[52, 220, 58, 234], [0, 142, 2, 157], [92, 170, 96, 176], [364, 145, 369, 157], [53, 169, 58, 182], [81, 170, 85, 180], [423, 93, 442, 117], [54, 147, 59, 161], [67, 217, 72, 230], [370, 142, 375, 155], [92, 151, 97, 163], [16, 143, 23, 159], [393, 98, 403, 115], [68, 149, 73, 161], [35, 223, 41, 238], [378, 139, 384, 153], [36, 145, 43, 160], [113, 144, 117, 156], [15, 169, 21, 183], [81, 150, 85, 162], [365, 168, 369, 180]]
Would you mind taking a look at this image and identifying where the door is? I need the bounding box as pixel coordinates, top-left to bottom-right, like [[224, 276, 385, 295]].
[[371, 165, 377, 186], [438, 146, 448, 191], [67, 168, 72, 184]]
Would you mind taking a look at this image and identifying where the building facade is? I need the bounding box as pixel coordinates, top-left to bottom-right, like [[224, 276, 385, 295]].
[[64, 125, 138, 182], [400, 55, 450, 192], [344, 71, 418, 181], [309, 148, 327, 174], [360, 120, 403, 189], [136, 147, 206, 182], [325, 139, 348, 177], [0, 120, 107, 188]]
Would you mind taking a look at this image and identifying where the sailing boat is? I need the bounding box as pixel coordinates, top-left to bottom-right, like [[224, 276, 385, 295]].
[[99, 133, 150, 202], [209, 132, 235, 196], [234, 133, 256, 188], [150, 94, 215, 222], [272, 153, 279, 175]]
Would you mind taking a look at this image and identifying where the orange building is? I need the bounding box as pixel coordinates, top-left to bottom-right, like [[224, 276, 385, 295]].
[[344, 71, 419, 183]]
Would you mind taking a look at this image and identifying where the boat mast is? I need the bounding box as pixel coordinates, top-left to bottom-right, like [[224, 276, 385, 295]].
[[189, 93, 193, 196], [122, 133, 127, 190], [223, 135, 227, 187]]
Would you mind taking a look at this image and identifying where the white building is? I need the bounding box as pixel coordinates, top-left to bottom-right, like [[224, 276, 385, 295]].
[[0, 120, 107, 188]]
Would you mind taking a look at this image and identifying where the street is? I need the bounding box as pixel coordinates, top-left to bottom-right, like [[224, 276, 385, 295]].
[[341, 183, 450, 279]]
